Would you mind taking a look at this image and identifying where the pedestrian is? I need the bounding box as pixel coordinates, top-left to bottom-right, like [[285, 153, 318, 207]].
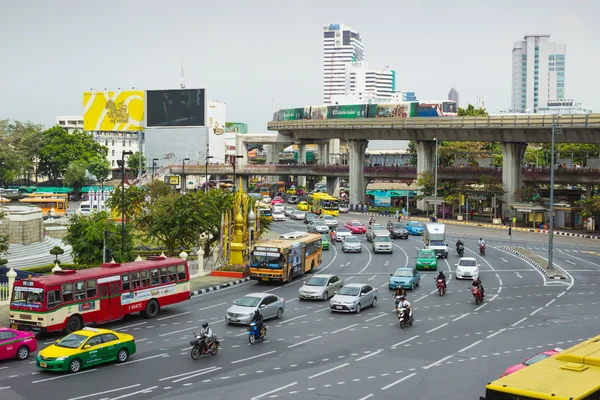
[[395, 209, 399, 220]]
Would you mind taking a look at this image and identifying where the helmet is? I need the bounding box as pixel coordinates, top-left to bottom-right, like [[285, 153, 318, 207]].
[[255, 309, 260, 315], [399, 295, 406, 300], [202, 322, 208, 329], [479, 238, 483, 241]]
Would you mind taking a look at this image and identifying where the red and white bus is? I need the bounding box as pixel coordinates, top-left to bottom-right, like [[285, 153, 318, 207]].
[[8, 257, 191, 333]]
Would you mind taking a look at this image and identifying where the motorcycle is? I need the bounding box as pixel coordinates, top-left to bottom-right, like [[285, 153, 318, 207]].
[[190, 332, 219, 360], [436, 279, 446, 296], [457, 244, 464, 257], [397, 306, 414, 329], [471, 286, 484, 305], [479, 244, 486, 256], [247, 322, 267, 345]]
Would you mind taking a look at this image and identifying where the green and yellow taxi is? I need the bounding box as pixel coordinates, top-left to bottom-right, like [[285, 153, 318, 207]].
[[321, 234, 331, 250], [415, 249, 438, 270], [36, 327, 136, 373]]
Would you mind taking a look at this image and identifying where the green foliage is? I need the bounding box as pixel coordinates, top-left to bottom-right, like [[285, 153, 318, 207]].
[[126, 152, 146, 178], [514, 184, 540, 202], [540, 143, 600, 165], [406, 141, 417, 165], [63, 161, 88, 198], [106, 185, 146, 219], [457, 104, 488, 116], [577, 196, 600, 219], [217, 264, 249, 272], [415, 171, 457, 200], [88, 157, 111, 184], [50, 245, 65, 263], [145, 180, 174, 202], [63, 211, 134, 266], [0, 210, 8, 256], [22, 263, 81, 274]]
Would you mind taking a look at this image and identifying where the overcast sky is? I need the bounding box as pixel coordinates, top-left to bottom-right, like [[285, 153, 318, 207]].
[[1, 0, 599, 132]]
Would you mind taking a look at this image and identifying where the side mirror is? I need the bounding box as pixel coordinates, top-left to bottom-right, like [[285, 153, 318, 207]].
[[55, 339, 60, 343], [478, 264, 481, 267], [454, 264, 458, 266], [260, 304, 266, 308], [360, 293, 365, 297], [334, 291, 338, 294], [83, 345, 91, 349], [389, 274, 393, 276]]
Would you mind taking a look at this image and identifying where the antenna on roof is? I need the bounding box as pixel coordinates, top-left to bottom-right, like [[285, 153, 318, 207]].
[[180, 59, 186, 89]]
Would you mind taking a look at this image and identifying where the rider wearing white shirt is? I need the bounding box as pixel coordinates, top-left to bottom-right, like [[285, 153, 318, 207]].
[[397, 295, 411, 320], [477, 238, 486, 246]]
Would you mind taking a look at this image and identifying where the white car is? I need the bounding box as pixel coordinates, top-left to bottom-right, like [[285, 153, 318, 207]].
[[273, 211, 285, 221], [284, 206, 295, 217], [273, 203, 284, 212], [334, 227, 352, 242], [292, 210, 306, 220], [262, 196, 272, 204], [455, 257, 480, 279]]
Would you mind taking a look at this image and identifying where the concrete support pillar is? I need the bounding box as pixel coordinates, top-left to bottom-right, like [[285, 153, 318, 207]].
[[326, 176, 340, 197], [348, 140, 368, 206], [415, 140, 437, 210], [266, 143, 283, 165], [329, 139, 340, 164], [586, 184, 593, 199], [318, 143, 329, 165], [500, 142, 527, 218], [239, 176, 249, 193], [297, 143, 307, 188], [235, 135, 249, 167]]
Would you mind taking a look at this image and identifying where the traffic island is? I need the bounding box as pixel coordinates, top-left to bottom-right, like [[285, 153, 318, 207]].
[[501, 246, 566, 280]]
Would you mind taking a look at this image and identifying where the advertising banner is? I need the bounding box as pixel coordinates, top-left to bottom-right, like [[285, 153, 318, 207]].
[[225, 122, 248, 133], [121, 284, 176, 305], [83, 90, 145, 131], [208, 100, 226, 134], [146, 89, 206, 127], [310, 106, 327, 120], [279, 108, 304, 121], [326, 104, 367, 119], [291, 242, 302, 275]]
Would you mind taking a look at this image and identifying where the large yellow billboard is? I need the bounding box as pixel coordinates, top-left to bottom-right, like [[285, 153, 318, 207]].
[[83, 90, 145, 131]]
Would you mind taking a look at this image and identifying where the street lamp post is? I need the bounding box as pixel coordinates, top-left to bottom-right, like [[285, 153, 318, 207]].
[[205, 155, 214, 194], [182, 157, 190, 194], [547, 121, 560, 270], [151, 158, 158, 181], [248, 208, 256, 257], [118, 150, 133, 262], [232, 155, 244, 191], [433, 138, 439, 218]]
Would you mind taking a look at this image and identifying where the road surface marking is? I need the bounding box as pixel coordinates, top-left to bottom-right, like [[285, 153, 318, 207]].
[[288, 336, 322, 349], [198, 302, 227, 311], [117, 322, 147, 330], [157, 311, 191, 321], [250, 382, 298, 400], [115, 353, 168, 366], [231, 351, 276, 364], [278, 314, 307, 324], [359, 395, 374, 400], [159, 367, 218, 381], [486, 329, 506, 339], [530, 307, 544, 316], [158, 327, 197, 337], [308, 363, 349, 379], [330, 324, 358, 334], [171, 367, 222, 383], [511, 317, 528, 327], [32, 369, 97, 383], [355, 349, 383, 361], [105, 385, 158, 400], [67, 385, 142, 400], [365, 313, 387, 322], [452, 313, 470, 322], [391, 335, 419, 348], [426, 323, 448, 334], [515, 272, 522, 279], [381, 372, 417, 389], [458, 340, 483, 353]]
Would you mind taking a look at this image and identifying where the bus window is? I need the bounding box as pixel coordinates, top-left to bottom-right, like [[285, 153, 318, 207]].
[[131, 272, 141, 289], [62, 283, 73, 302], [86, 280, 97, 298], [168, 266, 177, 282], [160, 268, 168, 283], [177, 265, 186, 280], [122, 274, 131, 291], [47, 290, 61, 308], [74, 281, 86, 300], [151, 269, 159, 285], [141, 270, 150, 287]]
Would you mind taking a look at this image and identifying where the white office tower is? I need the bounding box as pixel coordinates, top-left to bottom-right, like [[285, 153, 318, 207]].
[[511, 34, 566, 113]]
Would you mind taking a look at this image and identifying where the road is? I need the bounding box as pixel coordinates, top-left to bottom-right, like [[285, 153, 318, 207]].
[[2, 212, 599, 400]]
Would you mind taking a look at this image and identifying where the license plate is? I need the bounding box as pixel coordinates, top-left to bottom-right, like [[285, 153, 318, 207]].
[[40, 362, 47, 368], [10, 324, 17, 329], [464, 273, 471, 276], [336, 306, 342, 310], [262, 277, 269, 281], [230, 318, 238, 322]]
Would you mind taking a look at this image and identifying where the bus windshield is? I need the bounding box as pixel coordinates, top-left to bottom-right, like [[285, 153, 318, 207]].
[[251, 250, 281, 268], [258, 208, 272, 217], [11, 286, 44, 309]]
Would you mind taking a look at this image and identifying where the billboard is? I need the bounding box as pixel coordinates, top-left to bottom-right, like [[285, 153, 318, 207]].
[[83, 90, 145, 131], [208, 100, 226, 134], [326, 104, 367, 119], [225, 122, 248, 134], [146, 89, 206, 127]]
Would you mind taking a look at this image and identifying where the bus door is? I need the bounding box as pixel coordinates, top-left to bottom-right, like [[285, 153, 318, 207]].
[[98, 278, 122, 322]]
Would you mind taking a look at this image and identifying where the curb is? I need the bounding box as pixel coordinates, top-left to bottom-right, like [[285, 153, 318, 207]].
[[501, 246, 566, 280], [350, 212, 600, 240], [190, 277, 250, 297]]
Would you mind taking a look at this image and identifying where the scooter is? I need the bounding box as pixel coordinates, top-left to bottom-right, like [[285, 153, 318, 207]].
[[471, 286, 484, 305], [479, 244, 486, 256], [190, 332, 219, 360], [247, 322, 267, 345], [457, 244, 464, 257], [436, 279, 446, 296], [397, 307, 414, 329]]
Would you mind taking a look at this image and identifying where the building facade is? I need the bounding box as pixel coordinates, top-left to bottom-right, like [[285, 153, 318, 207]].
[[342, 61, 395, 102], [56, 116, 84, 133], [536, 99, 592, 115], [511, 34, 566, 113], [448, 88, 459, 106]]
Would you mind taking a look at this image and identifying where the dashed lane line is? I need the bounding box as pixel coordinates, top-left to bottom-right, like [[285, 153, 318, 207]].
[[66, 385, 143, 400]]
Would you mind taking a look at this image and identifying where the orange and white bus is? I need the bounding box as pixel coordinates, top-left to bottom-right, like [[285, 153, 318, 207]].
[[9, 257, 190, 333], [26, 193, 69, 208], [19, 197, 68, 217], [250, 231, 322, 283]]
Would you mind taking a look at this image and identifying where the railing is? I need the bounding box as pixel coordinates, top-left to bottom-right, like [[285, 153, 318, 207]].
[[268, 113, 600, 130], [0, 281, 10, 305]]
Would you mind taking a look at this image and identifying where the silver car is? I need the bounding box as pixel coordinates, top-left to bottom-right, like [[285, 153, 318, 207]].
[[298, 274, 344, 300], [284, 206, 295, 217], [225, 293, 285, 324], [372, 235, 393, 253], [320, 215, 338, 229], [330, 283, 378, 313], [342, 235, 362, 253], [307, 221, 330, 234], [292, 210, 306, 220], [335, 227, 352, 242]]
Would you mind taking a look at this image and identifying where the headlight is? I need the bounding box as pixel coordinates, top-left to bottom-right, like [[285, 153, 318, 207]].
[[55, 356, 68, 361]]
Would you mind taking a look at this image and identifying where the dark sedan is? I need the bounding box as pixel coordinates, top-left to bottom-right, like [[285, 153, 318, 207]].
[[387, 221, 409, 239]]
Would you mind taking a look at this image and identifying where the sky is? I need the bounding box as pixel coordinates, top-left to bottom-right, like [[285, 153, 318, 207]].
[[1, 0, 599, 132]]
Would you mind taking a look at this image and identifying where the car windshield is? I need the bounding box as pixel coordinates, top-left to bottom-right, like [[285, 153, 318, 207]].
[[410, 222, 422, 228], [351, 222, 363, 226], [429, 240, 445, 246], [10, 286, 44, 308], [394, 270, 413, 277], [392, 224, 405, 229], [307, 213, 316, 218], [373, 226, 387, 230], [523, 353, 550, 366], [375, 236, 392, 242], [459, 260, 477, 267], [323, 216, 334, 220], [306, 277, 328, 286], [321, 234, 329, 241], [235, 296, 262, 307], [56, 333, 88, 349], [314, 221, 326, 226], [274, 212, 283, 216], [294, 211, 304, 214], [337, 287, 360, 296], [345, 236, 360, 243], [419, 250, 435, 258]]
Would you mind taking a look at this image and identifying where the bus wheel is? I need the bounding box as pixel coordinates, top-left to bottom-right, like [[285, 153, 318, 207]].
[[142, 299, 160, 319], [310, 261, 315, 272], [65, 315, 83, 333], [288, 271, 293, 282]]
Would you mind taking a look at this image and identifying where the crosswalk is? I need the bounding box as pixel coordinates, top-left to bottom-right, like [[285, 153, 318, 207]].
[[506, 246, 598, 255]]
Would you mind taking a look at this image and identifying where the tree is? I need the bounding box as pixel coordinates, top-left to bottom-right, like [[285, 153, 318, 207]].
[[577, 196, 600, 219], [514, 184, 541, 202], [88, 157, 111, 187], [50, 246, 64, 264], [0, 209, 8, 256], [1, 120, 44, 185], [145, 180, 174, 202], [539, 143, 600, 166], [63, 212, 134, 266], [63, 162, 88, 199], [457, 104, 488, 117], [37, 126, 107, 184], [105, 184, 146, 220], [415, 171, 457, 199], [126, 152, 146, 178]]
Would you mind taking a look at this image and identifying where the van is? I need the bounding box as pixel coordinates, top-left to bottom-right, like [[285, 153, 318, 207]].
[[424, 223, 448, 258], [372, 231, 393, 253]]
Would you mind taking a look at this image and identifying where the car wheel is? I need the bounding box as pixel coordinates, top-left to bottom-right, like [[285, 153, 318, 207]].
[[416, 279, 420, 287], [411, 283, 415, 290], [16, 345, 29, 360], [276, 308, 284, 319], [372, 297, 377, 307], [117, 348, 129, 363], [322, 291, 328, 300], [68, 358, 82, 373], [356, 303, 362, 313]]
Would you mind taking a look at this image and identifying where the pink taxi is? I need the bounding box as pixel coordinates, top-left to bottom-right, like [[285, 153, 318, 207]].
[[344, 220, 367, 234], [272, 196, 284, 205], [0, 327, 37, 361], [501, 348, 562, 377]]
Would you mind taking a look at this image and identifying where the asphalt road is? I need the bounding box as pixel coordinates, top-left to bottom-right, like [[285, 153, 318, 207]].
[[2, 213, 600, 400]]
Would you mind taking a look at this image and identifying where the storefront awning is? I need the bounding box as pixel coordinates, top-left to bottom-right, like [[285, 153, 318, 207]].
[[509, 203, 547, 213]]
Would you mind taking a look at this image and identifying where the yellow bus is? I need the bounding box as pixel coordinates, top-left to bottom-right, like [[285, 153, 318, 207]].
[[250, 231, 322, 283], [308, 193, 339, 216], [257, 202, 273, 222], [19, 197, 67, 217], [26, 193, 69, 209], [481, 334, 600, 399]]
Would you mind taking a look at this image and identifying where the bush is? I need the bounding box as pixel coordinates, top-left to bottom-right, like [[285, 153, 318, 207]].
[[22, 263, 86, 274], [216, 264, 249, 272], [132, 249, 192, 257]]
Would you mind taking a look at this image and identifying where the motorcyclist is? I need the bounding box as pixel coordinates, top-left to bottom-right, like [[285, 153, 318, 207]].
[[456, 239, 464, 251], [477, 238, 486, 246], [200, 322, 213, 349], [251, 309, 265, 336], [472, 277, 485, 297], [397, 295, 412, 321], [369, 216, 375, 225], [436, 270, 447, 289], [394, 287, 407, 298], [330, 229, 336, 241]]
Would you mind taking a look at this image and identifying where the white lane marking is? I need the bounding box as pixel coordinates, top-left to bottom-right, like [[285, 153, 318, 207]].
[[284, 279, 304, 287], [489, 294, 499, 302], [67, 385, 142, 400], [250, 382, 298, 400], [331, 324, 358, 334], [0, 366, 8, 370], [393, 244, 409, 268], [511, 317, 528, 327], [444, 257, 452, 273], [104, 385, 158, 400], [368, 275, 377, 281], [486, 329, 506, 339], [423, 355, 453, 370], [530, 307, 544, 316], [381, 372, 417, 389], [359, 394, 374, 400], [136, 338, 148, 342], [32, 369, 97, 383], [157, 311, 191, 321], [391, 335, 419, 349], [0, 386, 11, 391], [315, 307, 330, 313], [452, 313, 470, 322], [546, 299, 557, 307], [115, 353, 168, 366], [500, 258, 508, 263], [159, 367, 218, 381], [493, 246, 548, 286], [474, 303, 488, 312], [458, 340, 483, 353], [117, 322, 147, 330], [425, 323, 448, 334], [365, 313, 387, 322], [315, 242, 339, 274], [158, 327, 197, 337], [515, 272, 522, 279], [355, 349, 383, 362], [231, 351, 277, 364], [498, 279, 503, 286], [465, 247, 495, 271], [564, 260, 576, 265], [308, 363, 349, 379], [278, 314, 307, 324], [288, 336, 322, 349], [193, 280, 253, 296], [198, 302, 227, 311], [413, 294, 428, 303], [171, 367, 222, 383]]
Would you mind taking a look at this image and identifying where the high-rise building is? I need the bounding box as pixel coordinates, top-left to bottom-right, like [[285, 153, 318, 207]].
[[343, 61, 395, 101], [511, 34, 566, 113], [323, 24, 365, 104], [448, 88, 459, 106], [56, 116, 84, 133]]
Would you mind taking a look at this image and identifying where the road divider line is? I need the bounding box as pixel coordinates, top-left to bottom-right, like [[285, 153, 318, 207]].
[[198, 302, 227, 311], [391, 335, 419, 349], [288, 336, 322, 349], [278, 314, 307, 324], [159, 367, 218, 381], [171, 367, 222, 383], [308, 363, 349, 379], [426, 323, 448, 334], [136, 338, 148, 342], [511, 317, 528, 327], [413, 294, 429, 303], [330, 324, 358, 334], [490, 294, 499, 301], [231, 351, 277, 364], [546, 299, 557, 307], [530, 307, 544, 316], [355, 349, 383, 362], [474, 303, 488, 312], [315, 307, 330, 313], [359, 394, 374, 400], [117, 322, 147, 330], [381, 372, 417, 389], [159, 327, 197, 337], [365, 313, 387, 322], [458, 340, 483, 353], [105, 385, 158, 400], [32, 369, 97, 383], [157, 311, 191, 321], [115, 353, 168, 366], [487, 329, 506, 339], [452, 313, 470, 322], [0, 386, 11, 391], [422, 355, 452, 370], [250, 382, 298, 400], [67, 385, 142, 400]]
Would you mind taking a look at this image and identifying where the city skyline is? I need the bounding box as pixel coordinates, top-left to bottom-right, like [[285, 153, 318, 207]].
[[1, 0, 598, 132]]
